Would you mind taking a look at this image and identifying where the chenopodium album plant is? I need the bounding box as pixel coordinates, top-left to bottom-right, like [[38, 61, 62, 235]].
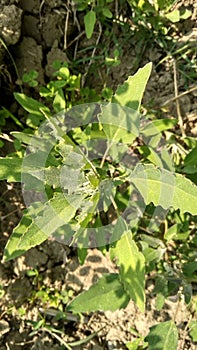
[[1, 62, 197, 348]]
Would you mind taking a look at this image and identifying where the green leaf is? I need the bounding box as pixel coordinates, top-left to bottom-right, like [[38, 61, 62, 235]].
[[23, 70, 38, 81], [98, 103, 140, 144], [182, 166, 197, 175], [164, 223, 189, 241], [3, 215, 34, 262], [130, 163, 197, 215], [164, 9, 180, 22], [126, 338, 147, 350], [164, 223, 179, 241], [14, 93, 50, 117], [18, 193, 80, 250], [77, 247, 88, 265], [67, 273, 130, 313], [0, 107, 23, 127], [26, 113, 43, 128], [0, 157, 22, 181], [145, 321, 178, 350], [189, 321, 197, 342], [29, 80, 38, 87], [155, 293, 165, 311], [57, 67, 70, 80], [3, 192, 82, 261], [49, 80, 67, 90], [140, 118, 177, 137], [182, 261, 197, 278], [17, 217, 53, 251], [53, 88, 66, 113], [180, 8, 192, 20], [102, 7, 113, 18], [164, 8, 191, 22], [112, 63, 152, 111], [138, 143, 174, 171], [4, 220, 49, 262], [184, 146, 197, 167], [184, 137, 197, 149], [110, 231, 145, 312], [138, 145, 164, 168], [10, 131, 36, 145], [84, 10, 96, 39], [3, 201, 51, 261]]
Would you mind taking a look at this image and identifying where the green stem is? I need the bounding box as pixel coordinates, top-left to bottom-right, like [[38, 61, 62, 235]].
[[0, 37, 23, 92]]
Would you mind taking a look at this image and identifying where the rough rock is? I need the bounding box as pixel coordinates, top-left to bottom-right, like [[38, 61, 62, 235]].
[[42, 13, 64, 47], [0, 5, 22, 45], [25, 247, 48, 267], [19, 0, 40, 14], [45, 0, 63, 8], [22, 15, 42, 43], [45, 40, 69, 78], [0, 0, 19, 6], [0, 320, 10, 336], [15, 37, 44, 84], [6, 278, 31, 306]]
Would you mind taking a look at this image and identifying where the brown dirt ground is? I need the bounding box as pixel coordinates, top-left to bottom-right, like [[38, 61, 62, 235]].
[[0, 0, 197, 349]]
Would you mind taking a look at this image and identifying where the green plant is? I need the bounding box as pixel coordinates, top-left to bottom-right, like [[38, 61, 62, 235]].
[[0, 107, 24, 149], [41, 60, 108, 108], [74, 0, 113, 39], [1, 62, 197, 348], [125, 0, 196, 85], [22, 70, 38, 87], [0, 284, 5, 299], [126, 328, 148, 349], [3, 61, 103, 133], [31, 285, 73, 309], [28, 317, 102, 350], [0, 37, 22, 91], [127, 0, 192, 35]]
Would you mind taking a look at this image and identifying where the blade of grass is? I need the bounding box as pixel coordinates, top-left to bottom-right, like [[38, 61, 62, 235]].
[[0, 37, 23, 92]]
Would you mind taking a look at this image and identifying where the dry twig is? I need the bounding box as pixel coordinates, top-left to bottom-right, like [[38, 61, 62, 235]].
[[63, 6, 70, 50], [173, 59, 186, 137], [179, 314, 193, 350], [161, 86, 197, 106], [82, 21, 102, 87]]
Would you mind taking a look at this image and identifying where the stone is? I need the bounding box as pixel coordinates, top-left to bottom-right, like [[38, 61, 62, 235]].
[[19, 0, 40, 14], [0, 5, 22, 45], [22, 15, 42, 43], [42, 13, 63, 47], [45, 0, 63, 8], [15, 37, 44, 84], [45, 40, 69, 78]]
